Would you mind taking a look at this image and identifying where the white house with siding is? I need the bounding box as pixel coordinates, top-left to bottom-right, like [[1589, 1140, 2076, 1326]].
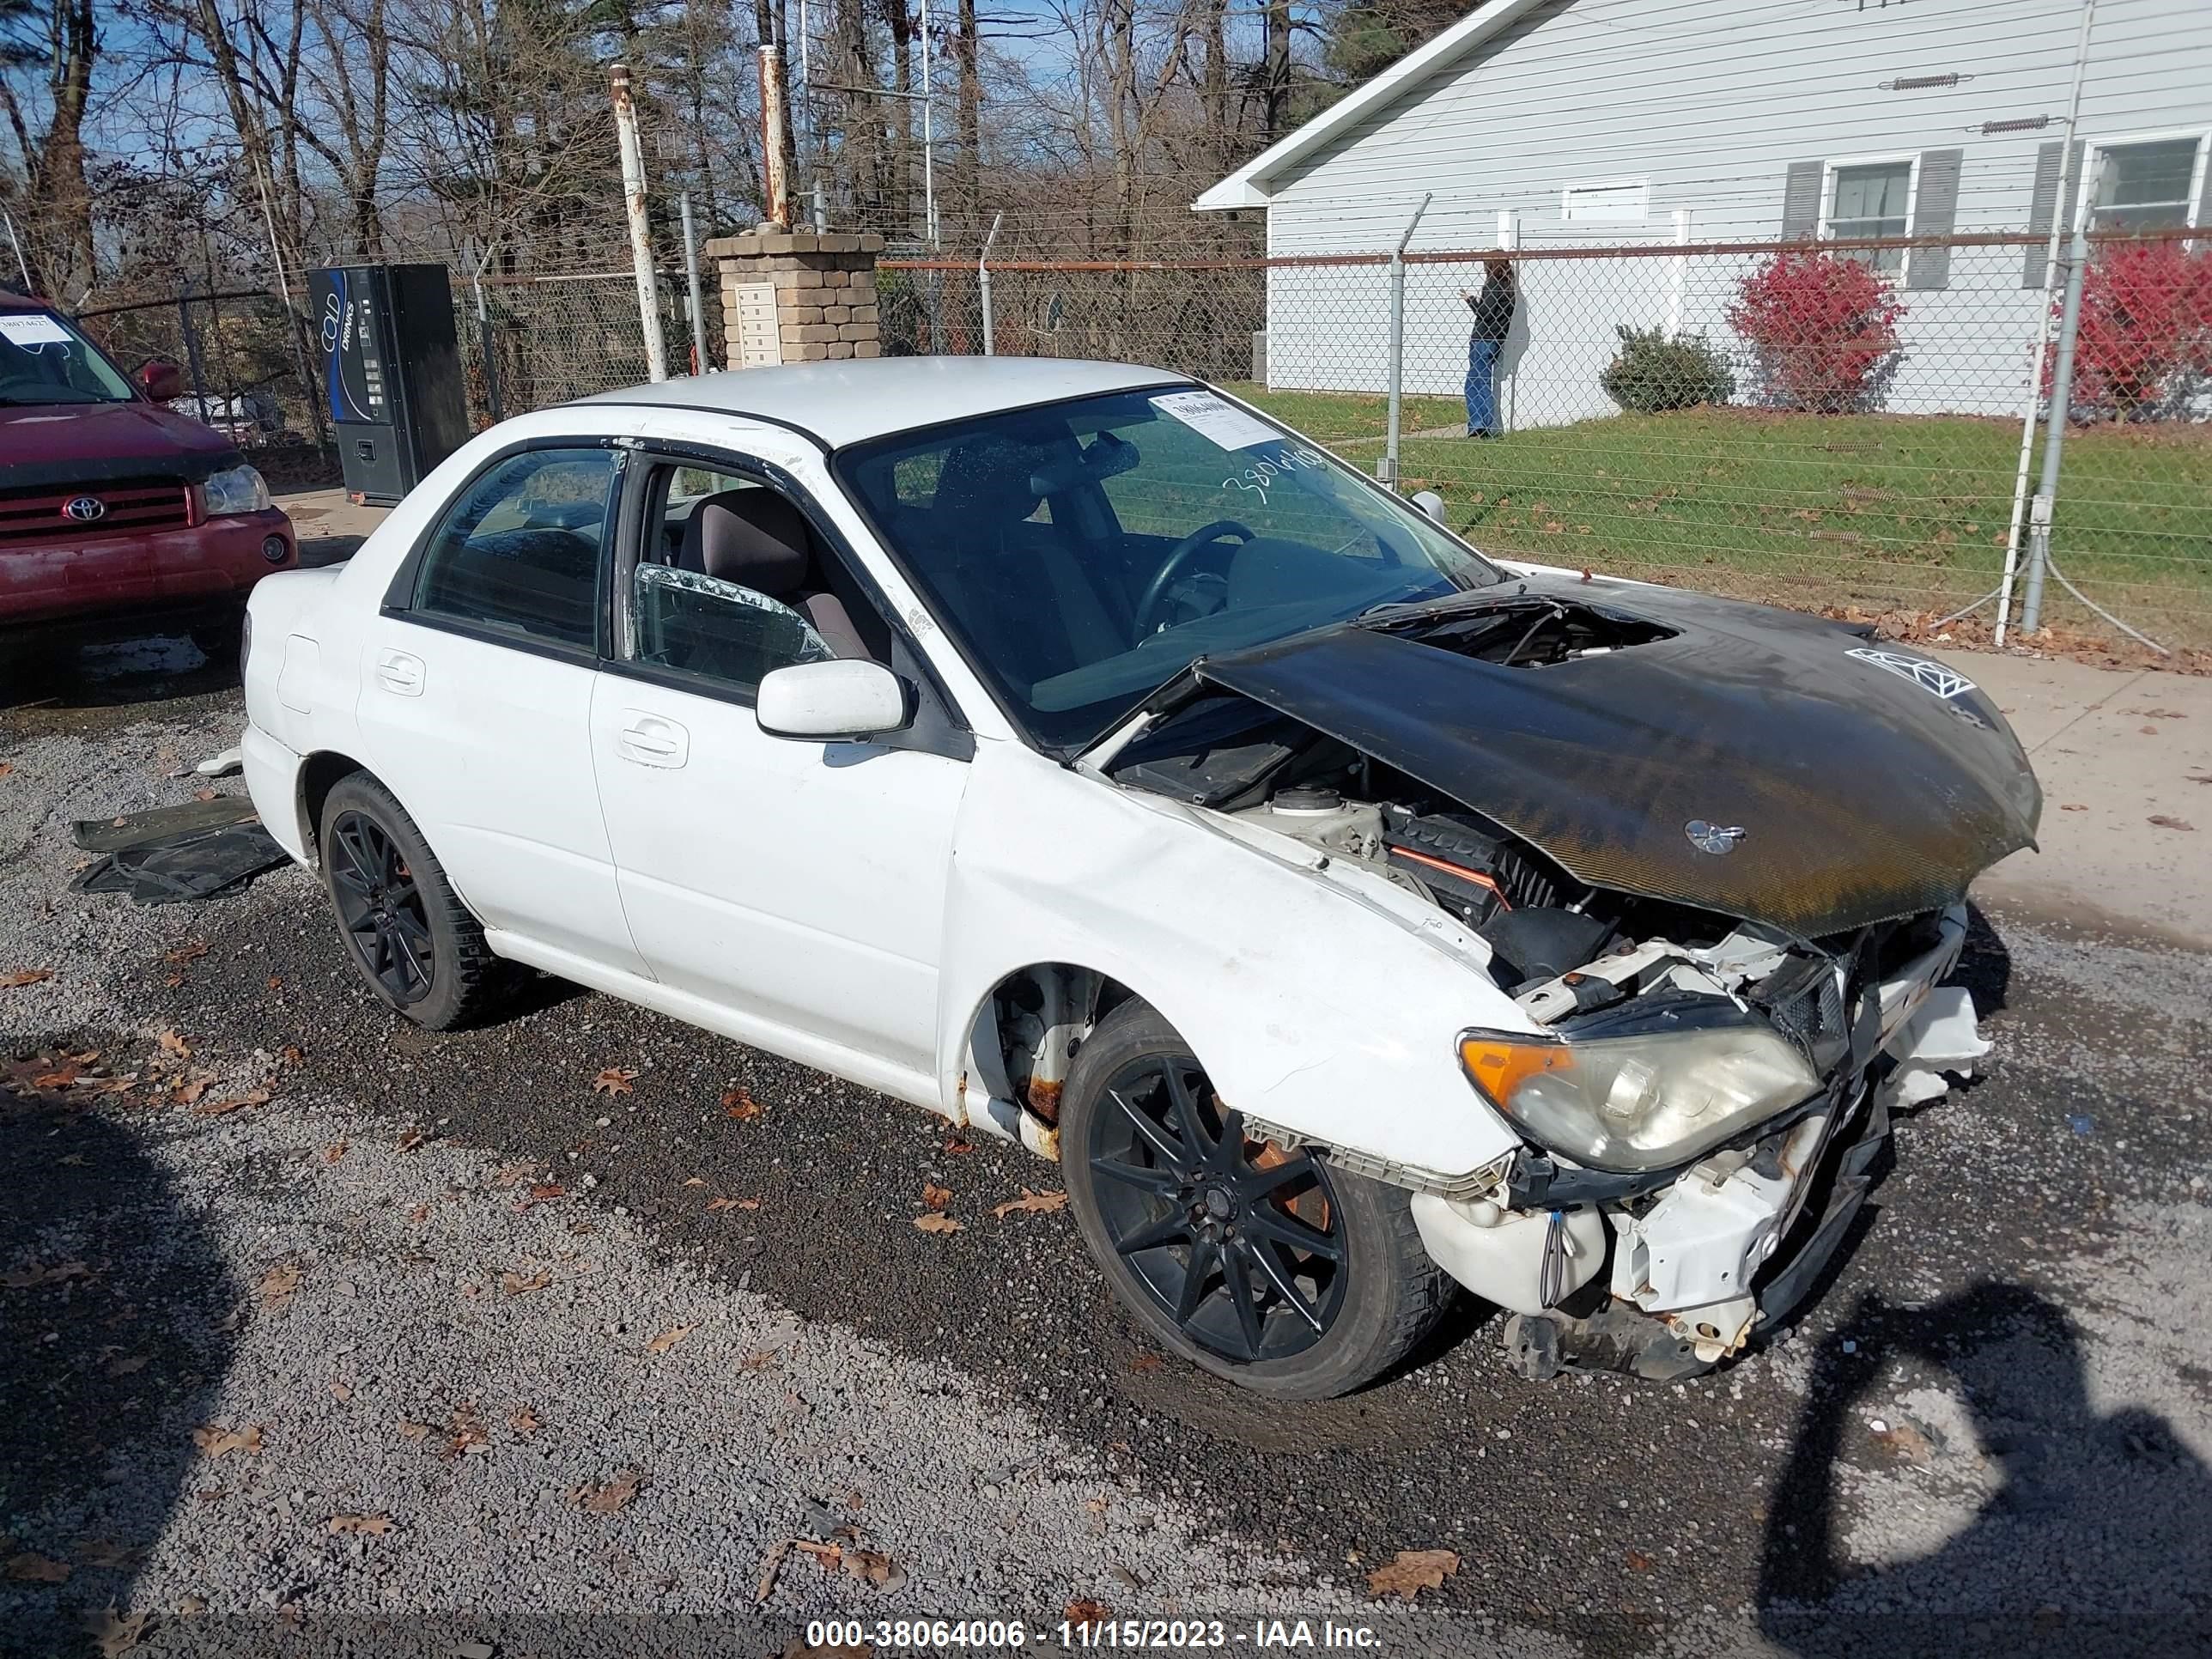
[[1195, 0, 2212, 428]]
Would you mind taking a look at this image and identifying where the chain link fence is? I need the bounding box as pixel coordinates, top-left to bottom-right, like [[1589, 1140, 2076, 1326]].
[[879, 229, 2212, 654]]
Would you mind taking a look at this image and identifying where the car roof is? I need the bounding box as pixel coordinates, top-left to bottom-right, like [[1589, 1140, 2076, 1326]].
[[0, 290, 54, 313], [575, 356, 1192, 448]]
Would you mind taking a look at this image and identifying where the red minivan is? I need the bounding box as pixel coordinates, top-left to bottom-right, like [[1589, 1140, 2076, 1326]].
[[1, 290, 296, 663]]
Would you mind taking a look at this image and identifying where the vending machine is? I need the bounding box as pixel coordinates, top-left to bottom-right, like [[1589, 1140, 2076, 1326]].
[[307, 264, 470, 506]]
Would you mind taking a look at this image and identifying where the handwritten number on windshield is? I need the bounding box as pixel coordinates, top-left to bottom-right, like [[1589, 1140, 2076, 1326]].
[[1220, 444, 1328, 508]]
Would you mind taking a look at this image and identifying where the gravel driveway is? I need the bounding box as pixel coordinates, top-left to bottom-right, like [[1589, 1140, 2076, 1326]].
[[4, 661, 2209, 1658]]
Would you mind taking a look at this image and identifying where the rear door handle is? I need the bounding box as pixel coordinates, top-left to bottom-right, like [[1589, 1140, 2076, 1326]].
[[617, 711, 689, 768], [374, 648, 424, 696]]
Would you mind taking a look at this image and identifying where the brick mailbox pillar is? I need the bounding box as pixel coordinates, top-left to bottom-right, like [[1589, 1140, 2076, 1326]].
[[703, 229, 884, 368]]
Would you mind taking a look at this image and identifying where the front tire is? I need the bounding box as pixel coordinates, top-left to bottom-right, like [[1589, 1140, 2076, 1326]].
[[1062, 1000, 1452, 1399], [319, 773, 504, 1030]]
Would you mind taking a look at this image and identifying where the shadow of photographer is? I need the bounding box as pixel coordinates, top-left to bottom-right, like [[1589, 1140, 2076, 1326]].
[[1758, 1281, 2212, 1657]]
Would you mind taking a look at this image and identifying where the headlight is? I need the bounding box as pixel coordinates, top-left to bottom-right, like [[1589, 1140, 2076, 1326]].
[[1459, 1019, 1819, 1174], [198, 463, 271, 518]]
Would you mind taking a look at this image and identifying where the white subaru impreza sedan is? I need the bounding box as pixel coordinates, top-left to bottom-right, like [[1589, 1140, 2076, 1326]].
[[241, 358, 2037, 1398]]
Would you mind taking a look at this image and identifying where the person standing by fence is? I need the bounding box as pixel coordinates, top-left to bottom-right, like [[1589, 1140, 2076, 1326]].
[[1460, 258, 1516, 438]]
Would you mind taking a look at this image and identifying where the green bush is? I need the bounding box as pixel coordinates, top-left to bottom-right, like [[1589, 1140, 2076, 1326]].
[[1599, 325, 1736, 413]]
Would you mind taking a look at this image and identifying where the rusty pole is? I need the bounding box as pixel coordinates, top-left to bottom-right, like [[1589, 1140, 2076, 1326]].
[[609, 63, 669, 382], [757, 46, 793, 229]]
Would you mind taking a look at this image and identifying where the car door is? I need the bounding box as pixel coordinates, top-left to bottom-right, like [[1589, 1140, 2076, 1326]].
[[587, 452, 969, 1085], [359, 440, 651, 979]]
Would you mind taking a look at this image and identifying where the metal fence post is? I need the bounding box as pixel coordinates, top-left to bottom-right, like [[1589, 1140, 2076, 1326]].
[[2020, 222, 2091, 636], [680, 191, 709, 374], [609, 64, 669, 382], [1379, 191, 1432, 490], [175, 281, 211, 424], [979, 212, 1003, 356]]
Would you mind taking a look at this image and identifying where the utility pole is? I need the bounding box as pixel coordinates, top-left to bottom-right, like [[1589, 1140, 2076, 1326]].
[[610, 64, 669, 382]]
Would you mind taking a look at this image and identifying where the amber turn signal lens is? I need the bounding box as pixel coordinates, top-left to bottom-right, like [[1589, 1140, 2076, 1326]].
[[1458, 1036, 1573, 1108]]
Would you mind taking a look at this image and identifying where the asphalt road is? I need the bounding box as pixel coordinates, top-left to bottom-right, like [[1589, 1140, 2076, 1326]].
[[3, 642, 2209, 1658]]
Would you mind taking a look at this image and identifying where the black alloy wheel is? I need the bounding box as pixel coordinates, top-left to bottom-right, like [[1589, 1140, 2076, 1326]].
[[1088, 1051, 1348, 1364], [327, 809, 435, 1005]]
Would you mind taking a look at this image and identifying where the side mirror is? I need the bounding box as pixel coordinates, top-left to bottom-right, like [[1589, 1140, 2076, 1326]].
[[757, 659, 912, 742], [134, 358, 185, 402], [1412, 489, 1448, 526]]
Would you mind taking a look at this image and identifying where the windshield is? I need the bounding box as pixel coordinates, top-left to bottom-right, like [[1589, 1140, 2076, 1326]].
[[837, 386, 1504, 749], [0, 309, 136, 406]]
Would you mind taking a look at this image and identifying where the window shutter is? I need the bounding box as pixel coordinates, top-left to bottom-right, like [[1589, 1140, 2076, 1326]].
[[2024, 139, 2085, 287], [1906, 149, 1963, 290], [1782, 161, 1824, 240]]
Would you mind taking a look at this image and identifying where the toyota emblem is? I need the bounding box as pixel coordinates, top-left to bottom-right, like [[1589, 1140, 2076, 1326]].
[[63, 495, 106, 522]]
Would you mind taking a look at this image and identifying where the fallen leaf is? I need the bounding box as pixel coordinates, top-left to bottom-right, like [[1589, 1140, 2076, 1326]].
[[76, 1073, 139, 1096], [842, 1547, 907, 1589], [993, 1188, 1069, 1219], [1065, 1599, 1111, 1629], [2060, 802, 2087, 811], [326, 1514, 392, 1535], [265, 975, 283, 992], [195, 1087, 270, 1117], [705, 1196, 740, 1212], [921, 1182, 952, 1212], [943, 1135, 975, 1155], [5, 1552, 70, 1583], [279, 1044, 305, 1065], [2149, 815, 2196, 831], [721, 1085, 763, 1120], [1626, 1548, 1653, 1571], [1129, 1352, 1163, 1375], [258, 1262, 301, 1309], [396, 1421, 430, 1442], [1366, 1547, 1460, 1601], [161, 941, 209, 965], [510, 1406, 542, 1436], [168, 1072, 216, 1106], [737, 1348, 781, 1372], [500, 1269, 550, 1297], [328, 1380, 352, 1402], [0, 760, 10, 776], [406, 1203, 430, 1224], [191, 1424, 263, 1459], [682, 1176, 706, 1187], [324, 1142, 346, 1164], [81, 1604, 149, 1656], [178, 1595, 205, 1617], [106, 1354, 149, 1378], [756, 1538, 792, 1604], [193, 787, 218, 802], [1874, 1420, 1936, 1463], [157, 1030, 191, 1059], [1, 967, 54, 988], [31, 1064, 82, 1088], [396, 1127, 428, 1152], [444, 1402, 489, 1457], [76, 1540, 140, 1568], [646, 1323, 697, 1355], [591, 1066, 638, 1097], [2, 1259, 91, 1290], [574, 1468, 645, 1513], [912, 1212, 962, 1235]]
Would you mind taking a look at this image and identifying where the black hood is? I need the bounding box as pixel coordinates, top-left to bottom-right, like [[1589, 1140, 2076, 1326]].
[[1186, 577, 2041, 938]]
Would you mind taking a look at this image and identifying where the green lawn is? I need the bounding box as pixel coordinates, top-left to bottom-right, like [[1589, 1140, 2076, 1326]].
[[1230, 390, 2212, 650]]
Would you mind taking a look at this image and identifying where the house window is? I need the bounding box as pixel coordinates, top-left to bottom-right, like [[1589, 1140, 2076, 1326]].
[[1560, 180, 1649, 222], [2087, 137, 2203, 233], [1827, 161, 1913, 272]]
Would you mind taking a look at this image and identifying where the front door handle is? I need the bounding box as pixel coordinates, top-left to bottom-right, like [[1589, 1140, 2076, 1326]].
[[375, 648, 424, 696], [617, 711, 689, 768]]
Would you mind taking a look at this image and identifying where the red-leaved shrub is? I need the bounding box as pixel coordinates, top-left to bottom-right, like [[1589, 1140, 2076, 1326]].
[[2046, 239, 2212, 422], [1727, 250, 1907, 413]]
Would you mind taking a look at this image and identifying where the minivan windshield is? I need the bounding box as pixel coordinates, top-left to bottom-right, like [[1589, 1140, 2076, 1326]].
[[0, 308, 136, 406], [838, 386, 1504, 749]]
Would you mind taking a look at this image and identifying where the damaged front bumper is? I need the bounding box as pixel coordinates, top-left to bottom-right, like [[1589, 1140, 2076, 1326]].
[[1413, 910, 1989, 1382]]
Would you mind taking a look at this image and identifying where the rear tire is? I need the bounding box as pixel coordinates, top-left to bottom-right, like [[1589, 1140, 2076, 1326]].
[[319, 773, 505, 1030], [1061, 1000, 1452, 1399]]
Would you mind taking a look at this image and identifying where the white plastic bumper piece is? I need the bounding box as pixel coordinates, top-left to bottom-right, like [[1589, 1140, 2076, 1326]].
[[1613, 1111, 1828, 1316], [1877, 983, 1990, 1109]]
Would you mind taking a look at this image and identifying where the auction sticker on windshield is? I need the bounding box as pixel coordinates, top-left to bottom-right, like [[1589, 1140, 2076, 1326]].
[[0, 313, 72, 346], [1151, 389, 1279, 451]]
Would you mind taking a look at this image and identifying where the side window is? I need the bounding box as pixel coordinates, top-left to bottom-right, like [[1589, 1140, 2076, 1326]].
[[413, 447, 617, 648], [624, 464, 847, 694]]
